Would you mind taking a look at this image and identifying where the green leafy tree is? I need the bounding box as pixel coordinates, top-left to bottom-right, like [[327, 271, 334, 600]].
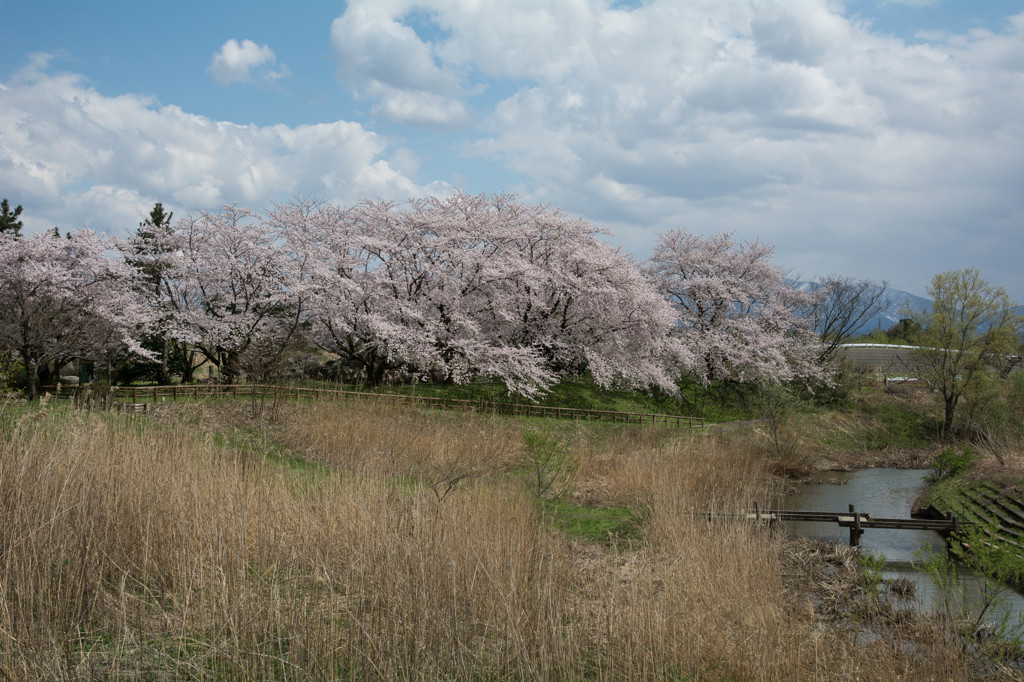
[[0, 199, 24, 236], [909, 269, 1022, 437], [1000, 327, 1024, 378], [123, 203, 190, 384], [885, 317, 922, 344], [131, 203, 174, 284]]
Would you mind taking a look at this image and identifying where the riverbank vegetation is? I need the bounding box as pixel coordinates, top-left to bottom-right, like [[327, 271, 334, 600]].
[[4, 396, 1022, 679]]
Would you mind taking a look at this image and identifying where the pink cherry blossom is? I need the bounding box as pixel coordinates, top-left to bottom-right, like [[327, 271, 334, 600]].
[[1, 229, 153, 399], [275, 192, 682, 397], [145, 205, 309, 380], [648, 229, 825, 385]]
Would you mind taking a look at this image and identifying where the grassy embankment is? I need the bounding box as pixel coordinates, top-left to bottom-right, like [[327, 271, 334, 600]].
[[911, 371, 1024, 591], [919, 456, 1024, 592], [285, 374, 744, 422]]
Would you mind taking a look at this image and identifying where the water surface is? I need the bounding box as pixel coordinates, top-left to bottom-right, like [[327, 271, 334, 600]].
[[779, 468, 1024, 635]]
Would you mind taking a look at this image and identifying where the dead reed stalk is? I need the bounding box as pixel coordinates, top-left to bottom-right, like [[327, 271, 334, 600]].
[[0, 401, 1000, 679]]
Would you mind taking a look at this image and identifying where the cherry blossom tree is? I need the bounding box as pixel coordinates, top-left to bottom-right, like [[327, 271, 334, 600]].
[[404, 193, 683, 395], [648, 229, 824, 385], [468, 194, 683, 394], [273, 198, 409, 385], [275, 192, 682, 398], [0, 229, 152, 400], [155, 206, 310, 382], [273, 195, 553, 394]]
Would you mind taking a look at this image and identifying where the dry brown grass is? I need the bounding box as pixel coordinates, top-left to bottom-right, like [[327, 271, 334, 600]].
[[0, 399, 1011, 680], [276, 398, 524, 486], [1, 404, 579, 679]]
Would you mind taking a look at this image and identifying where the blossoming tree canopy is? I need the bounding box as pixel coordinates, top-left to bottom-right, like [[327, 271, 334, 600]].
[[0, 229, 153, 399], [274, 192, 682, 397], [2, 195, 832, 399], [471, 195, 685, 395], [648, 228, 824, 385], [123, 205, 312, 381]]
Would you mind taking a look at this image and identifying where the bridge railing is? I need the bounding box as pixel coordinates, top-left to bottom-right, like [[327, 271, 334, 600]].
[[705, 504, 971, 546]]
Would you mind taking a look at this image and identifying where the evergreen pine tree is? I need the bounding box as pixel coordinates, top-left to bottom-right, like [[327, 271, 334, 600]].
[[0, 199, 24, 236]]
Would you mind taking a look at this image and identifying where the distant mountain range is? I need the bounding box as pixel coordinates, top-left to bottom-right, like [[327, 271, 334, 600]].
[[789, 280, 933, 337], [856, 288, 934, 336]]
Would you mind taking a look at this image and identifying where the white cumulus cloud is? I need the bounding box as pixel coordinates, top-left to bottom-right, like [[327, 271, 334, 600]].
[[209, 38, 290, 86], [0, 57, 424, 236], [328, 0, 1024, 298], [373, 88, 472, 126], [330, 4, 476, 126]]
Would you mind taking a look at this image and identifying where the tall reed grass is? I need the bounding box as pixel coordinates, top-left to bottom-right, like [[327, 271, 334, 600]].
[[0, 400, 991, 679]]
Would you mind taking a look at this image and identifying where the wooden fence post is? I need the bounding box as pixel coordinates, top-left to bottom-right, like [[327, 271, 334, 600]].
[[849, 504, 863, 546]]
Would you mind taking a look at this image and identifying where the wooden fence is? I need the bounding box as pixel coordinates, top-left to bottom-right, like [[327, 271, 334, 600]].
[[42, 383, 705, 428]]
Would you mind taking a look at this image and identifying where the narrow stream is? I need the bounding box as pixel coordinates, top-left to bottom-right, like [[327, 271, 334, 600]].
[[778, 468, 1024, 636]]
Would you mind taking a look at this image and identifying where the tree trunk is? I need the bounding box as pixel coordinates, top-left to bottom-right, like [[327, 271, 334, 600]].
[[943, 394, 957, 439], [182, 345, 196, 384], [22, 351, 38, 401], [158, 337, 171, 385], [37, 359, 59, 388], [367, 357, 387, 386], [220, 350, 241, 384]]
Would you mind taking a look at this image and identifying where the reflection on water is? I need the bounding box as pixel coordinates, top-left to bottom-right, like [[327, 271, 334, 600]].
[[780, 468, 1024, 636]]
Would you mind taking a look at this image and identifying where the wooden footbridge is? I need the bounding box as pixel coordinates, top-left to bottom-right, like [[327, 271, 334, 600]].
[[712, 504, 970, 547]]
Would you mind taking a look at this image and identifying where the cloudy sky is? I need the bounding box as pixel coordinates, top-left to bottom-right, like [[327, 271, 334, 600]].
[[2, 0, 1023, 300]]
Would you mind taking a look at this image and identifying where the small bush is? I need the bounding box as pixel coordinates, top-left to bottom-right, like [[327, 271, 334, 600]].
[[520, 427, 580, 501], [928, 446, 975, 482], [0, 352, 25, 392], [807, 355, 864, 408]]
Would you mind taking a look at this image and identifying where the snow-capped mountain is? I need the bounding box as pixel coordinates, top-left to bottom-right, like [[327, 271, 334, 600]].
[[853, 288, 932, 336]]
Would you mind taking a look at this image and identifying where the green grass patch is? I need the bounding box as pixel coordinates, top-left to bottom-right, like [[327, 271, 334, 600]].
[[918, 475, 974, 513], [860, 400, 937, 449], [825, 388, 941, 451], [542, 501, 643, 546], [224, 428, 332, 481], [75, 371, 765, 424], [674, 377, 762, 422], [920, 475, 1024, 591]]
